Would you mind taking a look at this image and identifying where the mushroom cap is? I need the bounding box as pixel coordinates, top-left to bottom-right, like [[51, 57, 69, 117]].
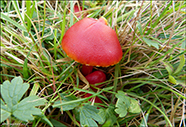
[[62, 17, 122, 67]]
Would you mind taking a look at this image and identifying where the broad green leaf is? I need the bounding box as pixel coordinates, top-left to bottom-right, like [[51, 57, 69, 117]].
[[128, 98, 141, 113], [142, 37, 160, 49], [12, 95, 46, 121], [13, 107, 41, 121], [0, 77, 47, 123], [13, 95, 46, 110], [97, 109, 106, 124], [115, 91, 130, 117], [0, 108, 11, 123], [174, 55, 185, 75], [80, 105, 103, 127], [102, 106, 117, 127], [1, 76, 29, 109], [0, 99, 9, 111]]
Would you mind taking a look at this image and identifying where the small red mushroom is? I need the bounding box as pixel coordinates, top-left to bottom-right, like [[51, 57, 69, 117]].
[[62, 17, 122, 67], [81, 65, 93, 76], [73, 5, 87, 18], [85, 70, 106, 91], [85, 70, 106, 85]]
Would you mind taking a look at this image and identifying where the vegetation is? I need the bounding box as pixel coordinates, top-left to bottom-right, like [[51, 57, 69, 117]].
[[1, 1, 185, 127]]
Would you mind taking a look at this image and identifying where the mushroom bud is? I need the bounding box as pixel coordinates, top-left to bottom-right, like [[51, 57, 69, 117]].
[[85, 70, 106, 85], [85, 70, 106, 91], [73, 5, 87, 18], [81, 65, 93, 76], [62, 17, 122, 67]]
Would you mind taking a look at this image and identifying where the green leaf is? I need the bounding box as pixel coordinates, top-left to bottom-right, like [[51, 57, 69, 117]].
[[174, 54, 185, 75], [168, 75, 177, 84], [168, 75, 186, 86], [80, 105, 103, 127], [114, 91, 130, 117], [162, 61, 174, 75], [0, 77, 47, 123], [50, 119, 67, 127], [97, 109, 106, 124], [102, 106, 117, 127], [12, 95, 46, 121], [53, 93, 80, 111], [142, 37, 160, 49], [128, 98, 141, 113], [0, 108, 11, 123], [1, 76, 29, 109], [0, 99, 9, 111]]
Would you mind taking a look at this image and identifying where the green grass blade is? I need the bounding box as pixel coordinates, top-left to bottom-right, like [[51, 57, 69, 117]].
[[1, 13, 27, 32], [174, 54, 185, 75], [59, 7, 66, 45]]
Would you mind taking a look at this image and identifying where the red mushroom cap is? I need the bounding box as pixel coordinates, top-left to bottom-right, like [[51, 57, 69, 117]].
[[62, 17, 122, 67]]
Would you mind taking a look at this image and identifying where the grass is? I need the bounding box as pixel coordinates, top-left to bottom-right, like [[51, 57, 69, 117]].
[[0, 0, 185, 127]]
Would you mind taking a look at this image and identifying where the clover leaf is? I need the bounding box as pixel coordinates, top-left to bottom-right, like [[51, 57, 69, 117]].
[[80, 104, 103, 127], [143, 37, 160, 49], [0, 76, 47, 123], [115, 91, 141, 118]]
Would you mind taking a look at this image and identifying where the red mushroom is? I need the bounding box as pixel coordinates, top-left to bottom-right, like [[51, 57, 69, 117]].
[[85, 70, 106, 86], [81, 65, 93, 76], [62, 17, 122, 67], [85, 70, 106, 91], [72, 4, 87, 19]]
